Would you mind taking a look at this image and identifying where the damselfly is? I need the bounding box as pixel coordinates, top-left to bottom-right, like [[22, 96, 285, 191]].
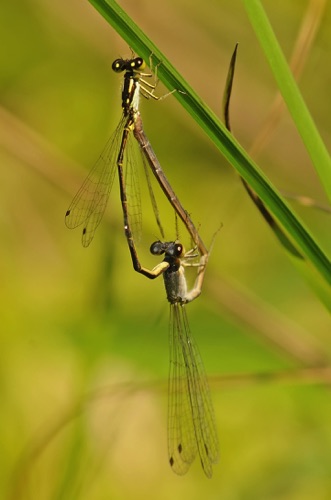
[[131, 238, 220, 476], [65, 56, 165, 247]]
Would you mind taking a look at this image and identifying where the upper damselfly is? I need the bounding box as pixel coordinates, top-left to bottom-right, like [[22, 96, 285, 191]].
[[65, 56, 164, 247]]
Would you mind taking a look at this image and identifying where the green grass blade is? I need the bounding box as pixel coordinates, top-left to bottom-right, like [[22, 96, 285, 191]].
[[243, 0, 331, 203], [87, 0, 331, 288]]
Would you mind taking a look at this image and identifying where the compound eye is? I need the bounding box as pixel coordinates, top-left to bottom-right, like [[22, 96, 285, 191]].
[[150, 241, 165, 255], [112, 58, 126, 73], [132, 57, 145, 70], [175, 244, 183, 257]]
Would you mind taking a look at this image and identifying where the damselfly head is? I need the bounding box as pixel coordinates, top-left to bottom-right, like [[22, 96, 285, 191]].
[[150, 241, 184, 259], [112, 57, 145, 73]]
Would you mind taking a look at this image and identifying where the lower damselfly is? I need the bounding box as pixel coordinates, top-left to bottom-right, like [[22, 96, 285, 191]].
[[130, 238, 220, 477]]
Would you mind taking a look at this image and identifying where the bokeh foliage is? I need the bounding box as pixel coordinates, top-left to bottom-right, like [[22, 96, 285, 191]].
[[1, 1, 331, 499]]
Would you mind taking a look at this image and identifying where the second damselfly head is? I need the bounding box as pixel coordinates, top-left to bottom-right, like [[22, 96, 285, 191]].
[[64, 54, 168, 248], [150, 240, 183, 257]]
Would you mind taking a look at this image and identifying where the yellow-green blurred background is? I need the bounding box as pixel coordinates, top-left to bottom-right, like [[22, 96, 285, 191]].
[[1, 0, 331, 498]]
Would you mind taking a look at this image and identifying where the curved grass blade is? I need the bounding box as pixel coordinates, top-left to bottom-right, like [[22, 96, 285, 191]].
[[222, 44, 303, 259]]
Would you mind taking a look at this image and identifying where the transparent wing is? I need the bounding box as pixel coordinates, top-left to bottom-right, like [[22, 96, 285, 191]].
[[168, 304, 219, 477], [140, 152, 164, 239], [124, 137, 143, 245], [65, 116, 127, 247]]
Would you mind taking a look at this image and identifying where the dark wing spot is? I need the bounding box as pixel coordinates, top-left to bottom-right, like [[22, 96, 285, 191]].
[[169, 456, 174, 467], [65, 210, 71, 216], [178, 443, 182, 454], [82, 227, 87, 235]]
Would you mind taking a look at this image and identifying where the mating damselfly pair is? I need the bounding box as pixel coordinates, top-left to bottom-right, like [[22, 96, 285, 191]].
[[65, 55, 219, 477]]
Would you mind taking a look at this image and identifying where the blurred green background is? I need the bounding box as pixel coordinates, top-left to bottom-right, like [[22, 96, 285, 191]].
[[1, 0, 331, 498]]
